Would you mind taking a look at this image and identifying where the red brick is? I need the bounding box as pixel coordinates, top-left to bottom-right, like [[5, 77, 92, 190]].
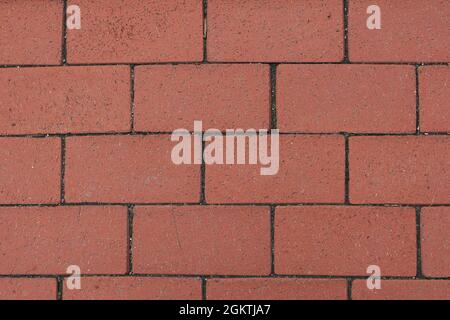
[[133, 206, 271, 275], [207, 278, 347, 300], [0, 66, 130, 135], [349, 0, 450, 62], [350, 136, 450, 204], [275, 206, 416, 276], [208, 0, 343, 62], [0, 138, 60, 204], [352, 280, 450, 300], [419, 66, 450, 132], [0, 278, 56, 300], [0, 0, 62, 65], [0, 206, 127, 274], [277, 65, 416, 133], [206, 135, 345, 203], [421, 207, 450, 277], [65, 135, 200, 203], [66, 0, 203, 63], [134, 64, 270, 131], [64, 277, 201, 300]]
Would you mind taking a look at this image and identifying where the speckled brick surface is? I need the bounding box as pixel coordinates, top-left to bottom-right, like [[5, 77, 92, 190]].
[[0, 0, 448, 300]]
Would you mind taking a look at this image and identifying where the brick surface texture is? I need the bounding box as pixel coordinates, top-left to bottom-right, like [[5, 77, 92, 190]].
[[0, 0, 448, 301]]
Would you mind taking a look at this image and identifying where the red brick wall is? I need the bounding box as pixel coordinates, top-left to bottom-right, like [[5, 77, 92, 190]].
[[0, 0, 448, 300]]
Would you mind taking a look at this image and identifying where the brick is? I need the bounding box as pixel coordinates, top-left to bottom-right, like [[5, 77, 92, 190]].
[[349, 0, 450, 62], [65, 135, 200, 203], [350, 136, 450, 204], [275, 206, 416, 276], [421, 207, 450, 277], [64, 277, 201, 300], [207, 278, 347, 300], [0, 138, 60, 204], [133, 206, 271, 275], [206, 135, 345, 203], [134, 64, 270, 131], [0, 66, 130, 135], [66, 0, 203, 63], [0, 206, 127, 274], [419, 66, 450, 132], [0, 0, 62, 65], [352, 280, 450, 300], [208, 0, 343, 62], [0, 278, 56, 300], [277, 65, 416, 133]]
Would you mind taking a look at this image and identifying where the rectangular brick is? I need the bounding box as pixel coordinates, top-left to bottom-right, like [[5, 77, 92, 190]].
[[419, 66, 450, 132], [133, 206, 271, 275], [134, 64, 270, 131], [63, 277, 201, 300], [207, 278, 347, 300], [275, 206, 416, 276], [0, 278, 56, 300], [277, 65, 416, 133], [0, 138, 60, 204], [65, 135, 200, 203], [349, 0, 450, 62], [0, 206, 127, 274], [421, 207, 450, 277], [67, 0, 203, 63], [206, 135, 345, 203], [0, 0, 62, 65], [0, 66, 130, 135], [350, 136, 450, 204], [208, 0, 343, 62], [352, 280, 450, 300]]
